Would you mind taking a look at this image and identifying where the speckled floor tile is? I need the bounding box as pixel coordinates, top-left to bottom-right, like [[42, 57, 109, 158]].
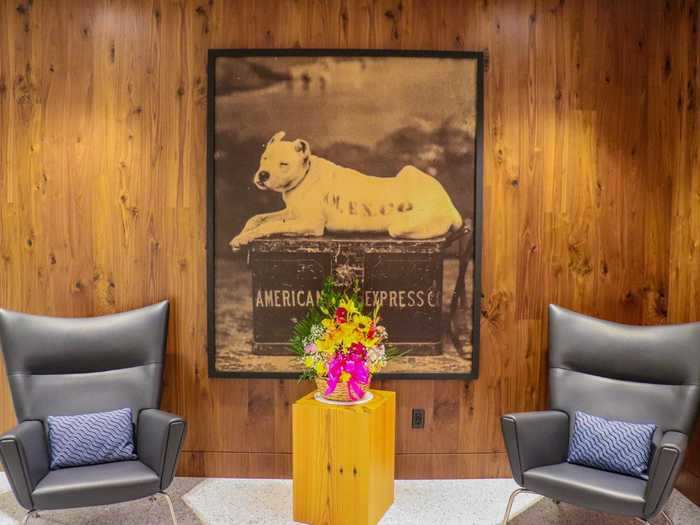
[[180, 477, 700, 524], [0, 473, 696, 524], [182, 477, 542, 524]]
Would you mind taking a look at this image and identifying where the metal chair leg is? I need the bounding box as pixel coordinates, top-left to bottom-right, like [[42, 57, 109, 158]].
[[20, 494, 178, 525], [22, 511, 38, 525], [159, 491, 177, 525], [502, 488, 532, 524]]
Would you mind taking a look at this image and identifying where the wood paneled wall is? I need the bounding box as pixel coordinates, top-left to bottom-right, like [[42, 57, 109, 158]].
[[669, 0, 700, 500], [1, 0, 699, 483]]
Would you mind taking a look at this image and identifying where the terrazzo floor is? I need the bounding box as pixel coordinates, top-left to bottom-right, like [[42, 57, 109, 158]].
[[0, 473, 696, 524]]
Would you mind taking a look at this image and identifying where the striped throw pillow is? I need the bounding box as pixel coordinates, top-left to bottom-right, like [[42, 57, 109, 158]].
[[47, 408, 138, 470], [567, 411, 655, 479]]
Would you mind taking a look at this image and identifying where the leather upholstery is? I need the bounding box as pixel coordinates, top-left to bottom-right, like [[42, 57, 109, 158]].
[[549, 306, 700, 386], [549, 304, 700, 435], [644, 431, 687, 517], [0, 421, 50, 509], [501, 305, 700, 521], [0, 302, 186, 512], [0, 302, 169, 423], [137, 409, 187, 490], [501, 411, 569, 486], [550, 368, 700, 436], [32, 461, 160, 510], [524, 463, 646, 516]]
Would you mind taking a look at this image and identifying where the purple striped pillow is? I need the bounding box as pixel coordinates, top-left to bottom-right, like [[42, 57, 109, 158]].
[[567, 411, 655, 479], [47, 408, 137, 470]]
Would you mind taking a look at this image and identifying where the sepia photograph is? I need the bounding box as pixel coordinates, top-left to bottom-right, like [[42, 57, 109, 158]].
[[207, 50, 483, 378]]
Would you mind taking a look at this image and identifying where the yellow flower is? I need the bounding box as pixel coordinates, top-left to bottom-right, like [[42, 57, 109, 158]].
[[303, 356, 314, 368], [338, 323, 357, 349], [356, 315, 372, 329], [321, 318, 335, 330], [364, 336, 380, 348], [317, 336, 336, 355], [314, 362, 327, 376], [339, 298, 359, 316], [340, 371, 351, 383]]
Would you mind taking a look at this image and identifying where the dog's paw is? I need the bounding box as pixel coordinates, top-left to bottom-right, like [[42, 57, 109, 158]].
[[230, 237, 242, 250], [230, 233, 254, 251]]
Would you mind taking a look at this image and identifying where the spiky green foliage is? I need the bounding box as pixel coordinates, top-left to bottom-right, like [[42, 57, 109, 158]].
[[290, 277, 362, 380], [291, 277, 349, 355]]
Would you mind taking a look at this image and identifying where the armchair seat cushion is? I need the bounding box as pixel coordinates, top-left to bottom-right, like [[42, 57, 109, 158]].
[[32, 460, 159, 510], [523, 462, 646, 517]]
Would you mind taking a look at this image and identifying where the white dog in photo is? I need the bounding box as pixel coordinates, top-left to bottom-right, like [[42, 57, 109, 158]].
[[230, 131, 463, 250]]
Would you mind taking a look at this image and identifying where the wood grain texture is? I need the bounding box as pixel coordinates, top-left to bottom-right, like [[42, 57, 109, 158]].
[[293, 390, 395, 525], [667, 0, 700, 504], [0, 0, 698, 483]]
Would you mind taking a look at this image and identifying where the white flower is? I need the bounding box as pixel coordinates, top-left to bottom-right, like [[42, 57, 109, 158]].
[[309, 324, 325, 340], [368, 346, 385, 363]]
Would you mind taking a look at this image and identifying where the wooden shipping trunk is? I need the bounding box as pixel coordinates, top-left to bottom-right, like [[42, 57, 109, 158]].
[[249, 235, 453, 356]]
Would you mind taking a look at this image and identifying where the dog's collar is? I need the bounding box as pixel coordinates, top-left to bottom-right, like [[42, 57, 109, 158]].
[[283, 158, 311, 193]]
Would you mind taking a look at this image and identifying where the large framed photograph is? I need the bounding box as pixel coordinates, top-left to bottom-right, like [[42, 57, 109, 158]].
[[207, 49, 483, 379]]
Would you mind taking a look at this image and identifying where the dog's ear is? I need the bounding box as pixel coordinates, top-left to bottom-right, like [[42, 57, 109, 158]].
[[266, 131, 286, 146], [294, 139, 310, 157]]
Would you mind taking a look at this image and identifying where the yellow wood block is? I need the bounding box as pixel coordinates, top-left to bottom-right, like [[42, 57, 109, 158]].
[[293, 389, 396, 525]]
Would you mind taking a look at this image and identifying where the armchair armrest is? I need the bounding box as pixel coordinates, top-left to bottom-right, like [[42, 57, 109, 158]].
[[137, 409, 186, 490], [501, 410, 569, 486], [0, 420, 50, 510], [643, 431, 687, 518]]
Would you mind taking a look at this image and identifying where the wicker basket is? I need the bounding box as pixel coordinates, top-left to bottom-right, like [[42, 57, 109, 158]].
[[316, 376, 371, 402]]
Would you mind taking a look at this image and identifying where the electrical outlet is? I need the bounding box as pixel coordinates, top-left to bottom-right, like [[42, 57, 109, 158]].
[[411, 408, 425, 429]]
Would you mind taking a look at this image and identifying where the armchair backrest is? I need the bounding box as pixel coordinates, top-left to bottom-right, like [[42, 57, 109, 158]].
[[0, 301, 169, 424], [548, 304, 700, 435]]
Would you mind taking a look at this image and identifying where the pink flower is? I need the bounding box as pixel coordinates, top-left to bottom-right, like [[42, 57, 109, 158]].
[[304, 343, 318, 354]]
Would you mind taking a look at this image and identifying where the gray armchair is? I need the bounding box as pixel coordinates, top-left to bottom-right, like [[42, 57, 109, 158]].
[[0, 301, 186, 524], [501, 305, 700, 524]]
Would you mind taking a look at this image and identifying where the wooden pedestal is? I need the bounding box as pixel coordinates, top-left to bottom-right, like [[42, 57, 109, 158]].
[[292, 390, 396, 525]]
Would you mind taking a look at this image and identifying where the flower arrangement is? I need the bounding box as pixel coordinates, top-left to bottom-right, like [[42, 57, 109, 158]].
[[291, 278, 395, 401]]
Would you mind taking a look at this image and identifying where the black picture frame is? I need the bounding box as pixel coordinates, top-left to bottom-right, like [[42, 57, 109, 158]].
[[207, 49, 484, 380]]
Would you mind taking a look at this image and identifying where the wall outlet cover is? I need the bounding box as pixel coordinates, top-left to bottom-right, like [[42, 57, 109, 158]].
[[411, 408, 425, 429]]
